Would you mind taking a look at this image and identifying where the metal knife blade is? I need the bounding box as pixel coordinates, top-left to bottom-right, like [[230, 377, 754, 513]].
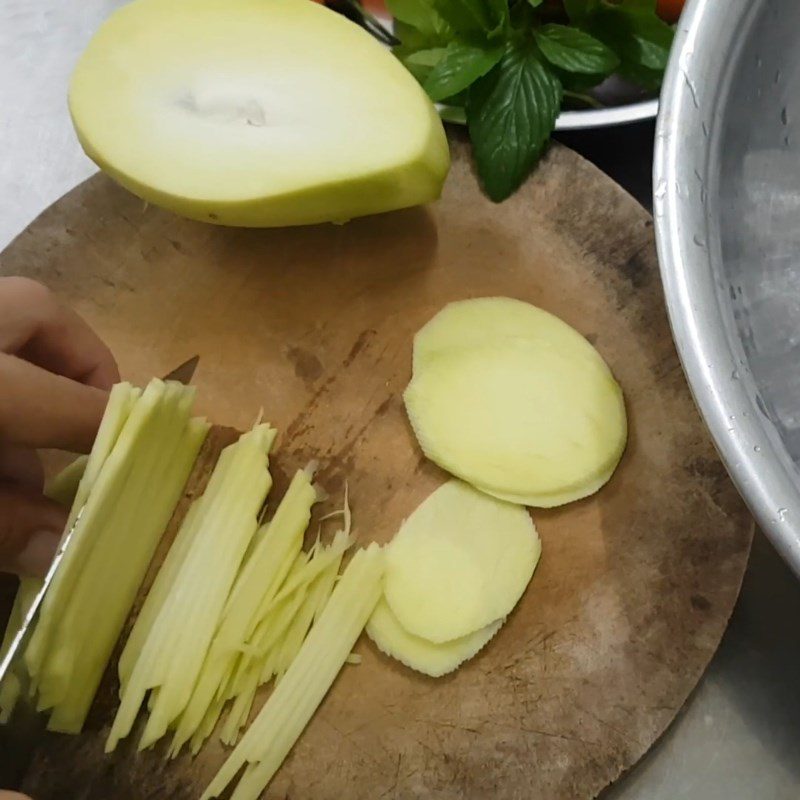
[[0, 357, 200, 787], [162, 354, 199, 386]]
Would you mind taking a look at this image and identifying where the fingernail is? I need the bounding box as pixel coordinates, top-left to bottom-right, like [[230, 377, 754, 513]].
[[15, 530, 60, 578]]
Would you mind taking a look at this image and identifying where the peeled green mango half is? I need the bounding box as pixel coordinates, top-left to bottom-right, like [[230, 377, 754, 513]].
[[69, 0, 450, 227]]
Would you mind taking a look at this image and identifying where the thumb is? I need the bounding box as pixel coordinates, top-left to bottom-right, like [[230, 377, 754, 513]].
[[0, 793, 33, 800], [0, 482, 65, 578]]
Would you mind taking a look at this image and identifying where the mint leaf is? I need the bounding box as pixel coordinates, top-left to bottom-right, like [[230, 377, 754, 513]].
[[557, 68, 608, 91], [405, 47, 449, 67], [616, 60, 663, 90], [439, 105, 467, 124], [393, 20, 451, 54], [585, 2, 673, 84], [424, 43, 504, 101], [396, 46, 448, 82], [619, 0, 659, 11], [563, 0, 598, 23], [527, 0, 544, 6], [534, 24, 619, 75], [626, 11, 673, 69], [433, 0, 507, 40], [386, 0, 450, 37], [485, 0, 510, 35], [468, 44, 562, 201]]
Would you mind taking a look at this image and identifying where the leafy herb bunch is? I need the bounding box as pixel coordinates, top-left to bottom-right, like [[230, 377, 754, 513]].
[[389, 0, 674, 201]]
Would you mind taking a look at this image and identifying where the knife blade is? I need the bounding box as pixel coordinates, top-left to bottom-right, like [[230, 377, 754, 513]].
[[162, 354, 199, 386], [0, 357, 199, 787]]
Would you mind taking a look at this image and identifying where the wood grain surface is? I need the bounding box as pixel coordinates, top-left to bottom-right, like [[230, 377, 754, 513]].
[[0, 140, 753, 799]]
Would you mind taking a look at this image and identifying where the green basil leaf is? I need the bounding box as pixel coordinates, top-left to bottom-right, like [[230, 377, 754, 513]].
[[439, 105, 468, 124], [467, 44, 562, 201], [433, 0, 506, 39], [442, 88, 469, 105], [395, 46, 448, 83], [424, 43, 504, 101], [632, 34, 670, 70], [616, 60, 663, 90], [527, 0, 544, 7], [485, 0, 510, 35], [534, 24, 619, 75], [587, 4, 673, 77], [387, 0, 449, 36], [557, 68, 609, 92], [626, 12, 674, 69], [615, 0, 658, 11], [406, 47, 449, 67], [392, 21, 432, 50], [563, 0, 598, 24]]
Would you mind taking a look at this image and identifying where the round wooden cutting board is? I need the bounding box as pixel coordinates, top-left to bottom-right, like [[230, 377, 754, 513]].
[[0, 141, 752, 800]]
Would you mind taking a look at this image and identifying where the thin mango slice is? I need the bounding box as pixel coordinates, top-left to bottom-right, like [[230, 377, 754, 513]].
[[367, 598, 503, 677], [384, 480, 540, 643], [405, 338, 626, 506], [413, 296, 604, 373]]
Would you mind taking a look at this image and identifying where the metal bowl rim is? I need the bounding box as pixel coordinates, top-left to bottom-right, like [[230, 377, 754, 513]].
[[556, 99, 658, 130]]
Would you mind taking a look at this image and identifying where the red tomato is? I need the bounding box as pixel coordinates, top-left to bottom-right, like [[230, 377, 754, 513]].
[[657, 0, 685, 23]]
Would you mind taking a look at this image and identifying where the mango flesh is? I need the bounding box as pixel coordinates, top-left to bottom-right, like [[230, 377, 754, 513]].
[[366, 598, 503, 678], [384, 480, 541, 643], [405, 298, 627, 507], [412, 296, 607, 373], [69, 0, 450, 227]]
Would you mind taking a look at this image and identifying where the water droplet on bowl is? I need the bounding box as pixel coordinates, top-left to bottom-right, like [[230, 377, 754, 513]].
[[754, 445, 762, 453]]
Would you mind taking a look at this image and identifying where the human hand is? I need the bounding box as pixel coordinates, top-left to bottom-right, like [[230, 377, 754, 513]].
[[0, 791, 33, 799], [0, 277, 119, 577]]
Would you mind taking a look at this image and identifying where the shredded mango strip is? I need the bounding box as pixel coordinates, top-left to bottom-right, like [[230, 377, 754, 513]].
[[0, 453, 89, 723], [168, 469, 316, 754], [14, 383, 141, 689], [48, 411, 209, 733], [201, 544, 384, 800], [212, 528, 351, 747], [45, 384, 208, 733], [26, 382, 165, 682], [272, 538, 347, 683], [106, 424, 276, 752], [0, 578, 39, 722], [0, 381, 206, 734]]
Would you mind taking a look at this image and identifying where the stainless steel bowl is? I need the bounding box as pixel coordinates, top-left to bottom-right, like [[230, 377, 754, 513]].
[[655, 0, 800, 575]]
